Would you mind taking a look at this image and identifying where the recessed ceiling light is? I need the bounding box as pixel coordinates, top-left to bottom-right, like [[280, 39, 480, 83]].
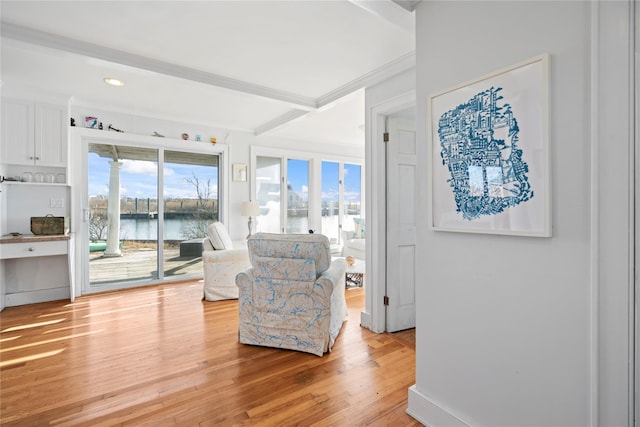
[[104, 77, 124, 87]]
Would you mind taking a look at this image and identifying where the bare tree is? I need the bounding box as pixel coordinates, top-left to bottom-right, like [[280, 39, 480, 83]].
[[89, 214, 108, 242], [180, 172, 217, 240], [184, 172, 212, 211]]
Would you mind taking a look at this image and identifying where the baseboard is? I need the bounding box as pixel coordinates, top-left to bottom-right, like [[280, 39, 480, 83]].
[[5, 287, 70, 307], [360, 310, 371, 329], [407, 385, 471, 427]]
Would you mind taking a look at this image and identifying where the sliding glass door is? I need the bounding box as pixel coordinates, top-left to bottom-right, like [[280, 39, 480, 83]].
[[87, 143, 219, 289], [162, 150, 219, 279]]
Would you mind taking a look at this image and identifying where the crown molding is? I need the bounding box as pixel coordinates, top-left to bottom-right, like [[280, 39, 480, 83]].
[[254, 109, 309, 135], [316, 50, 416, 108], [1, 22, 317, 110], [255, 51, 415, 135], [2, 21, 415, 136], [349, 0, 415, 33]]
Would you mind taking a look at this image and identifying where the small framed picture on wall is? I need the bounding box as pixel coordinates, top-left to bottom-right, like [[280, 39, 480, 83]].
[[232, 163, 248, 182]]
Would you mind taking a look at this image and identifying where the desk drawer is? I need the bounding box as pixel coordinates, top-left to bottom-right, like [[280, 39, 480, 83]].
[[0, 241, 67, 259]]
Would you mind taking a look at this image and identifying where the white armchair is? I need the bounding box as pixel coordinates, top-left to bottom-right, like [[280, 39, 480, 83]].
[[341, 217, 366, 260], [202, 222, 251, 301]]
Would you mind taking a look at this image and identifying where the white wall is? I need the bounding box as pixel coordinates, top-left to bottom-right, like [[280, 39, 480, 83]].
[[408, 1, 634, 426]]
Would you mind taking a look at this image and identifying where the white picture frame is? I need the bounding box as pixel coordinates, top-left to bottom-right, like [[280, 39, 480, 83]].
[[429, 53, 551, 237], [232, 163, 248, 182]]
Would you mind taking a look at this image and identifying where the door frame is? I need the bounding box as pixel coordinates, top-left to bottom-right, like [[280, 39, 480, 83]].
[[364, 90, 415, 333], [69, 128, 229, 296]]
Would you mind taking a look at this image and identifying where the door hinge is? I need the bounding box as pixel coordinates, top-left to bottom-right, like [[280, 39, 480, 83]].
[[383, 295, 389, 305], [383, 132, 389, 142]]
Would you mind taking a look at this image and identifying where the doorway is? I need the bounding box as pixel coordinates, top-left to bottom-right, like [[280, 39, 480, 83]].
[[365, 90, 416, 333], [385, 107, 417, 332]]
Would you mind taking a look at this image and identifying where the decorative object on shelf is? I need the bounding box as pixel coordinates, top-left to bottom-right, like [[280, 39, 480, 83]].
[[70, 118, 76, 127], [85, 116, 98, 128], [210, 137, 217, 144], [22, 172, 33, 182], [430, 53, 550, 237], [182, 133, 189, 140], [55, 173, 66, 183], [152, 131, 165, 137], [108, 124, 124, 132], [30, 215, 69, 235], [195, 134, 201, 142], [45, 173, 55, 183], [346, 256, 356, 267], [98, 122, 103, 130], [0, 176, 21, 182], [34, 172, 44, 183], [241, 201, 260, 239], [232, 163, 247, 182]]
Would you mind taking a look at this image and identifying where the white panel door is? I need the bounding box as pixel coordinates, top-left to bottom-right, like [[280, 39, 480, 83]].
[[386, 114, 417, 332]]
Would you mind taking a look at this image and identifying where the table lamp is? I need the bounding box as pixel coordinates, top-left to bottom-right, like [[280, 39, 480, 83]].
[[241, 201, 260, 239]]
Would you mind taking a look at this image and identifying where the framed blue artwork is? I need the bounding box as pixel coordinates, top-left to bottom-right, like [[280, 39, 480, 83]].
[[429, 54, 551, 237]]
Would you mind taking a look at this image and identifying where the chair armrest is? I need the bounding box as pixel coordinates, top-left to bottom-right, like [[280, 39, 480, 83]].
[[341, 230, 356, 241], [203, 247, 249, 263], [235, 269, 253, 296], [316, 258, 347, 296]]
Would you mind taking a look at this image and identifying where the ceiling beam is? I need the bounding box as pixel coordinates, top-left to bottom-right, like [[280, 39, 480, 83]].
[[256, 51, 415, 135], [1, 22, 317, 111], [348, 0, 415, 34]]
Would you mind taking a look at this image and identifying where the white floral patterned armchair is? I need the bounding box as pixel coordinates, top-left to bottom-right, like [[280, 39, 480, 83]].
[[235, 233, 348, 356]]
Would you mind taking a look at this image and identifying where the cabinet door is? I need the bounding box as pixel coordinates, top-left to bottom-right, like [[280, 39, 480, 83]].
[[35, 103, 67, 167], [1, 98, 35, 165]]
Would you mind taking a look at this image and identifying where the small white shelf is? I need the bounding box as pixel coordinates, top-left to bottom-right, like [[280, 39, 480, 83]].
[[1, 181, 69, 187]]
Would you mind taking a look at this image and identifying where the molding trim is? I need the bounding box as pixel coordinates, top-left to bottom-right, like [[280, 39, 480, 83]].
[[588, 2, 600, 425], [5, 287, 70, 307], [254, 109, 309, 135], [258, 52, 415, 135], [407, 385, 471, 427], [1, 22, 317, 110], [366, 90, 415, 334], [317, 51, 416, 108], [3, 22, 416, 135], [349, 0, 415, 34]]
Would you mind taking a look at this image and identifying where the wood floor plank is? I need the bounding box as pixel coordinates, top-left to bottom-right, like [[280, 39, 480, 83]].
[[0, 281, 421, 426]]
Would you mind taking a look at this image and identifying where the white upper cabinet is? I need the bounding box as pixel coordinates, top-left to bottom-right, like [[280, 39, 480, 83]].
[[1, 98, 67, 167]]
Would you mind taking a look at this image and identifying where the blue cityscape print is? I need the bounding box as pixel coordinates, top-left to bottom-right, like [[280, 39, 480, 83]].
[[437, 87, 533, 220]]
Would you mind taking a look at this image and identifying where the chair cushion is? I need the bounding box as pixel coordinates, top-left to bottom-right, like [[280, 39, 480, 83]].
[[248, 233, 331, 274], [207, 222, 233, 250]]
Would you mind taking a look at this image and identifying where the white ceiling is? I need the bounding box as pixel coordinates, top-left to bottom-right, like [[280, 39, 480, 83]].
[[0, 1, 417, 147]]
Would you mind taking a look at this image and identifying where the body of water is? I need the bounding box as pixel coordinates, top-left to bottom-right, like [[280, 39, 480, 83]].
[[120, 215, 359, 242], [120, 218, 200, 241]]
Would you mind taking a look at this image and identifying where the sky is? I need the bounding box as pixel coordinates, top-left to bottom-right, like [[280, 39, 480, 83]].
[[88, 152, 218, 200]]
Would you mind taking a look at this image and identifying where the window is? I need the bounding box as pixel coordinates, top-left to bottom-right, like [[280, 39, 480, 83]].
[[252, 147, 363, 240]]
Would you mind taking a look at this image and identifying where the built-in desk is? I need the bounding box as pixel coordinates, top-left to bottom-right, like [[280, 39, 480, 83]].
[[0, 233, 75, 307]]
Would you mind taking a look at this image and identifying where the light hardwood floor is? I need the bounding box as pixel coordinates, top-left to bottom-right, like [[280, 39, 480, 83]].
[[0, 281, 420, 426]]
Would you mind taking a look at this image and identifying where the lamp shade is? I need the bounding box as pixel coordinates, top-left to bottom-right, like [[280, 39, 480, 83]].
[[241, 201, 260, 217]]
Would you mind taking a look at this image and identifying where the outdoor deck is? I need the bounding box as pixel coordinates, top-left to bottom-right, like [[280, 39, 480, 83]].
[[89, 245, 203, 285]]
